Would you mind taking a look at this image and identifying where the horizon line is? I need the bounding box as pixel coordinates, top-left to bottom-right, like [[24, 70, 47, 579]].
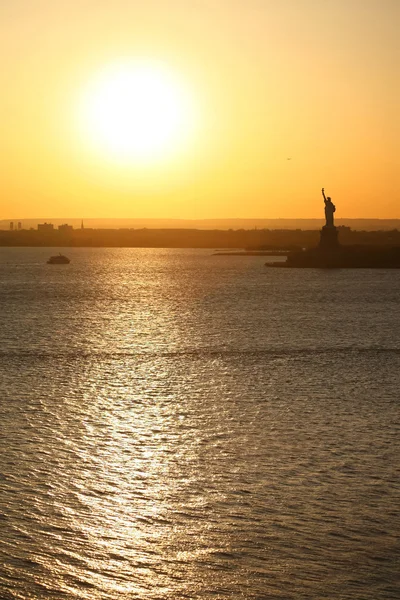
[[2, 217, 400, 222]]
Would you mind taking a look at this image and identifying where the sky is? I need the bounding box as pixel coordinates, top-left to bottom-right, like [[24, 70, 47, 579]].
[[1, 0, 399, 219]]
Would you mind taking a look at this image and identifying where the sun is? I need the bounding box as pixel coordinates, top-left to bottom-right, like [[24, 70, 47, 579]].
[[78, 60, 195, 163]]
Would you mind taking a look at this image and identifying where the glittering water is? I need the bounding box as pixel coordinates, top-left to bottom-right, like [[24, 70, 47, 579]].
[[0, 247, 399, 600]]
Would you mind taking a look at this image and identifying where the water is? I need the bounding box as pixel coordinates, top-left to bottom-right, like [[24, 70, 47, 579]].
[[0, 247, 399, 599]]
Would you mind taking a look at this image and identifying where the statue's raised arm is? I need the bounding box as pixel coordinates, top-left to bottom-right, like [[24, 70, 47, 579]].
[[322, 187, 327, 202]]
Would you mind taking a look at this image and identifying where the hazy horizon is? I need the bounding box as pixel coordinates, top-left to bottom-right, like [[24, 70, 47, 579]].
[[2, 216, 400, 232]]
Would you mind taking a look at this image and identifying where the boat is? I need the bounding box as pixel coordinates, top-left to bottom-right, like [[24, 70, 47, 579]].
[[47, 253, 71, 264]]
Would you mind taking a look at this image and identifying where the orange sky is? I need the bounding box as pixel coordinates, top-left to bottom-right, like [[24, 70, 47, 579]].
[[1, 0, 399, 219]]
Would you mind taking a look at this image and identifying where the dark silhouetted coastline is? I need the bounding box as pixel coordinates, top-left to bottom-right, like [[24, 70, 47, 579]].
[[1, 225, 400, 250]]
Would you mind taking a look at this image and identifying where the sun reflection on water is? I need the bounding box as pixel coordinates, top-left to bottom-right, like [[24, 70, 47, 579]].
[[1, 249, 399, 599]]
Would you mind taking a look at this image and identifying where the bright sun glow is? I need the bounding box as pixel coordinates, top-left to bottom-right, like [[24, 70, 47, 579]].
[[79, 61, 196, 163]]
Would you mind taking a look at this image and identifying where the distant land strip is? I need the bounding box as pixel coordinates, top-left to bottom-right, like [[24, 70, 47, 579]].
[[1, 227, 400, 249], [1, 218, 400, 231]]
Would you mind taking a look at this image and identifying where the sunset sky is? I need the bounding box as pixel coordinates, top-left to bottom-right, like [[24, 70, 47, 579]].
[[1, 0, 399, 219]]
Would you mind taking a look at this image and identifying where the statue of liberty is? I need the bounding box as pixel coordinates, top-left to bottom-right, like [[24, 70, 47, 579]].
[[321, 188, 336, 227]]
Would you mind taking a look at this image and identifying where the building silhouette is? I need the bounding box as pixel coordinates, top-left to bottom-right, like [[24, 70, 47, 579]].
[[58, 224, 73, 233], [37, 222, 54, 232]]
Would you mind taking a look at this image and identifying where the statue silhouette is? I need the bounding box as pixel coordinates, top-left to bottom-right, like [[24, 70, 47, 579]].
[[322, 188, 336, 227]]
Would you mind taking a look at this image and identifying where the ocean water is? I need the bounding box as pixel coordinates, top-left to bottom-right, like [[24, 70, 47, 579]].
[[0, 247, 399, 600]]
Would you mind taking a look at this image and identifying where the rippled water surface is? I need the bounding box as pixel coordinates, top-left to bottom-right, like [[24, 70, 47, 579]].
[[0, 247, 399, 599]]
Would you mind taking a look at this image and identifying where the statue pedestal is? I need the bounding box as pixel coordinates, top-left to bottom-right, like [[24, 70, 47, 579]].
[[319, 226, 339, 250]]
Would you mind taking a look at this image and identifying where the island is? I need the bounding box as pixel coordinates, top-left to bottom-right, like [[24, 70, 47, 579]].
[[267, 189, 400, 268]]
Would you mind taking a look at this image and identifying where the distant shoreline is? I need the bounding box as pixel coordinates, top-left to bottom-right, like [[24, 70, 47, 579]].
[[1, 218, 400, 232], [1, 227, 399, 249]]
